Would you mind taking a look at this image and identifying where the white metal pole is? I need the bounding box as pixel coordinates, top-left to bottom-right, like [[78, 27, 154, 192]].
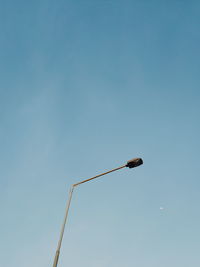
[[53, 186, 74, 267], [52, 164, 126, 267]]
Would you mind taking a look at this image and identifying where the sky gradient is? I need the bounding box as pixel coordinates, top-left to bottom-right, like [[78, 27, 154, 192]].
[[1, 1, 200, 267]]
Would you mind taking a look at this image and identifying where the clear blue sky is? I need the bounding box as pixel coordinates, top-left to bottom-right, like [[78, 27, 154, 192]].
[[1, 1, 200, 266]]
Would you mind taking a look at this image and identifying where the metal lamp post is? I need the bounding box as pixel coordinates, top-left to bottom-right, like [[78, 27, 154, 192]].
[[53, 157, 143, 267]]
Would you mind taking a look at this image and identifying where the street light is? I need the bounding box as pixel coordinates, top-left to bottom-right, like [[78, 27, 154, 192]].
[[53, 157, 143, 267]]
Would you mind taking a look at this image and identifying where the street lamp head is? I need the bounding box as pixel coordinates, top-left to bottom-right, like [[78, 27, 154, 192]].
[[126, 158, 143, 168]]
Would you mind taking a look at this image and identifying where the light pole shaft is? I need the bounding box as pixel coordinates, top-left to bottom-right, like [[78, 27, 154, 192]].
[[53, 186, 74, 267], [52, 164, 126, 267]]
